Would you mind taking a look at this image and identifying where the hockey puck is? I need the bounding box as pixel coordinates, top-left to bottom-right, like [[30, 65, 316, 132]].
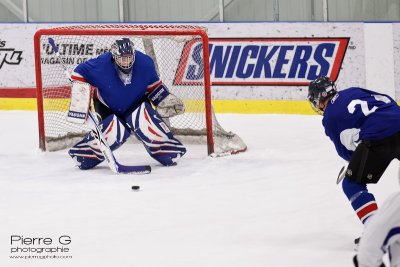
[[131, 185, 140, 191]]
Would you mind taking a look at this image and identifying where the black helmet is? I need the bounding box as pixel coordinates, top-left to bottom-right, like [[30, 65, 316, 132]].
[[111, 38, 135, 73], [308, 76, 337, 115]]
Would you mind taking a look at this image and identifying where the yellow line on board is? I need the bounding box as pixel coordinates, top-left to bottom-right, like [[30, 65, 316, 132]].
[[212, 100, 315, 115], [0, 98, 316, 115], [0, 98, 37, 110]]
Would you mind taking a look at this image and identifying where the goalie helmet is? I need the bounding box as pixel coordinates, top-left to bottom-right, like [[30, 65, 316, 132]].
[[308, 76, 337, 115], [111, 38, 135, 73]]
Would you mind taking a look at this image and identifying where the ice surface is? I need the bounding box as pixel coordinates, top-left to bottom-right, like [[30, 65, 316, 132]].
[[0, 111, 397, 267]]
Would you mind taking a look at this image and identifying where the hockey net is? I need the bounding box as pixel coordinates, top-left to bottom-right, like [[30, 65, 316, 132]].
[[34, 24, 246, 156]]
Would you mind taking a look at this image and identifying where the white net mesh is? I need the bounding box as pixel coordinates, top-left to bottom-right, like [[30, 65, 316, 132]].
[[35, 25, 246, 155]]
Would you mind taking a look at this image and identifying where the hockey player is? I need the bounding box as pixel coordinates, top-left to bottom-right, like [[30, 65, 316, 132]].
[[307, 76, 400, 226], [353, 192, 400, 267], [68, 38, 186, 169]]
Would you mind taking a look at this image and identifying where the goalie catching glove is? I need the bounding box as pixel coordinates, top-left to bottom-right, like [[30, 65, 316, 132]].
[[147, 83, 185, 118]]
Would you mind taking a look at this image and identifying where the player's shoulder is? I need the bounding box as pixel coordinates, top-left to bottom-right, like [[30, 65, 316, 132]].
[[76, 52, 111, 68], [92, 52, 113, 64], [329, 87, 370, 105], [341, 87, 380, 97], [341, 87, 395, 104], [134, 50, 155, 67], [328, 86, 364, 103], [339, 87, 366, 95]]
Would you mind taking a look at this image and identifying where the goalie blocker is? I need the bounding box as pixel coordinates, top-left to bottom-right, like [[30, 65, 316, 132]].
[[67, 81, 92, 124]]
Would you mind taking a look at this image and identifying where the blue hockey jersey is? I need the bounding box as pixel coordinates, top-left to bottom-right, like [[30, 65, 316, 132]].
[[323, 87, 400, 161], [72, 51, 160, 117]]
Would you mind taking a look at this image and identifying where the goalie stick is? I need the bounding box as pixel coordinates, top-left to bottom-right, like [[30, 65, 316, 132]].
[[48, 37, 151, 174]]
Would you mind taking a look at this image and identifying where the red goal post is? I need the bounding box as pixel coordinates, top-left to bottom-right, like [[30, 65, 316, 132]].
[[34, 24, 246, 156]]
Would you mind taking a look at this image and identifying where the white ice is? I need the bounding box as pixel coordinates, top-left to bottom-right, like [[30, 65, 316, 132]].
[[0, 111, 398, 267]]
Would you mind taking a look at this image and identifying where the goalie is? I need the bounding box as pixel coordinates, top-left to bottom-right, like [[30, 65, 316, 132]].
[[68, 38, 186, 170]]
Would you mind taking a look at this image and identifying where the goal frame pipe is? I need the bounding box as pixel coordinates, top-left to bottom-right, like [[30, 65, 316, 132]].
[[33, 26, 214, 154]]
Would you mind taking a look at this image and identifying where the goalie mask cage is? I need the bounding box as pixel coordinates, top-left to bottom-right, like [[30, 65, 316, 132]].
[[34, 24, 246, 156]]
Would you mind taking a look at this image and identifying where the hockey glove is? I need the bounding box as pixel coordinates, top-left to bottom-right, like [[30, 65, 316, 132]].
[[156, 93, 185, 118], [148, 83, 185, 118]]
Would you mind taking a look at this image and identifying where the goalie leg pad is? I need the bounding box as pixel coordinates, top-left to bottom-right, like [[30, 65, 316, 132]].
[[69, 114, 131, 170], [125, 102, 186, 166]]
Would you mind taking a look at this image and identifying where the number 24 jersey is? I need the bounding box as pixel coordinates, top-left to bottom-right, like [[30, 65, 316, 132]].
[[322, 87, 400, 161]]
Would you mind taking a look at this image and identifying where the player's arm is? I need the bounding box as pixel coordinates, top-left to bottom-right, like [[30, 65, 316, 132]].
[[147, 80, 185, 118]]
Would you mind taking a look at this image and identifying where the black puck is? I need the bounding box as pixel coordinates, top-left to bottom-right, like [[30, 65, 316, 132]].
[[131, 185, 140, 191]]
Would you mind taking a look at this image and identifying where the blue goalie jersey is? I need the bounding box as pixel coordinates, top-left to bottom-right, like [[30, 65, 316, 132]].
[[323, 87, 400, 161], [72, 51, 160, 117]]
